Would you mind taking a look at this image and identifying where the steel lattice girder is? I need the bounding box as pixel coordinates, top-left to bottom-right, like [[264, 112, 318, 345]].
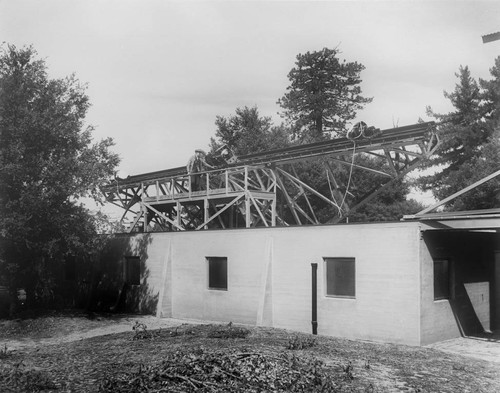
[[101, 122, 439, 231]]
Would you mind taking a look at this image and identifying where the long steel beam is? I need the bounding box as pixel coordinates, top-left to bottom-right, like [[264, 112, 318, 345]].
[[101, 121, 439, 231], [102, 122, 436, 191]]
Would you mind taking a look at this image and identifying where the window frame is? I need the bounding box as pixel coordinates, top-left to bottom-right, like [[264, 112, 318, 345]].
[[324, 257, 356, 299], [206, 256, 228, 291], [124, 256, 141, 286], [433, 258, 452, 301]]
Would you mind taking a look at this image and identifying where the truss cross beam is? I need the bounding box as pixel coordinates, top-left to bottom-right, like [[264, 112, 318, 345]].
[[102, 122, 439, 231]]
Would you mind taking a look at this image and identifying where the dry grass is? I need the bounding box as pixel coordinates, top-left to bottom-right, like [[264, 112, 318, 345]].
[[0, 313, 499, 392]]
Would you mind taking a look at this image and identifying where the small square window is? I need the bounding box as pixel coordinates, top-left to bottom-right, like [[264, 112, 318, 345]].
[[434, 259, 450, 300], [125, 257, 141, 285], [207, 257, 227, 290], [325, 257, 355, 298]]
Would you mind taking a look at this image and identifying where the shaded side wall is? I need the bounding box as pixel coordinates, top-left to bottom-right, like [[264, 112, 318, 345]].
[[420, 231, 500, 345], [97, 234, 160, 314], [106, 222, 422, 345]]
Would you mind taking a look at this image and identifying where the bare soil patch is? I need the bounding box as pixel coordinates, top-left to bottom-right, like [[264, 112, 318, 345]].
[[0, 312, 499, 392]]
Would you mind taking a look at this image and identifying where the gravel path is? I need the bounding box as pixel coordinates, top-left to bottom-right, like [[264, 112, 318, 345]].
[[2, 316, 201, 351]]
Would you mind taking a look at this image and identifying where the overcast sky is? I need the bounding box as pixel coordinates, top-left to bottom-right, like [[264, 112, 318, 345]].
[[1, 0, 499, 179]]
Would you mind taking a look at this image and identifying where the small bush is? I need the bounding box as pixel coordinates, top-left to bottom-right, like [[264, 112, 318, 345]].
[[343, 361, 354, 381], [207, 322, 251, 339], [286, 335, 316, 350], [168, 326, 195, 337], [0, 344, 12, 359], [132, 321, 159, 340]]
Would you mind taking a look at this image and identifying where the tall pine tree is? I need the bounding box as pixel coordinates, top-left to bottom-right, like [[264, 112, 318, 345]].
[[419, 59, 500, 209], [278, 48, 372, 142]]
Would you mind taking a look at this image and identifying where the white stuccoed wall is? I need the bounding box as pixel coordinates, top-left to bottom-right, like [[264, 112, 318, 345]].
[[121, 221, 424, 345]]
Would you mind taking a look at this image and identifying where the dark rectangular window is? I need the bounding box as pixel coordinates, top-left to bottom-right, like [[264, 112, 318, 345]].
[[325, 257, 355, 298], [434, 259, 450, 300], [125, 257, 141, 285], [207, 257, 227, 290]]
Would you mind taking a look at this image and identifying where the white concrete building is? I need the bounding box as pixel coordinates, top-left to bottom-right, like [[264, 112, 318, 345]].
[[100, 215, 500, 346]]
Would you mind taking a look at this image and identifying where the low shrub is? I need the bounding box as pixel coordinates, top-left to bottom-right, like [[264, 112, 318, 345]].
[[286, 335, 316, 350], [207, 322, 251, 339]]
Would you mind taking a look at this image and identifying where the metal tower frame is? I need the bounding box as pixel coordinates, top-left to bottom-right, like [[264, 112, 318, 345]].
[[101, 122, 440, 232]]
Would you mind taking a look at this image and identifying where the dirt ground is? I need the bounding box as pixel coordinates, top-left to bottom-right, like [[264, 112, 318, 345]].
[[1, 312, 499, 392], [1, 313, 191, 351]]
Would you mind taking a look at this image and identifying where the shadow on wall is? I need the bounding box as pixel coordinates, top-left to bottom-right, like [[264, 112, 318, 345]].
[[449, 285, 485, 337], [85, 233, 158, 315], [424, 231, 497, 337]]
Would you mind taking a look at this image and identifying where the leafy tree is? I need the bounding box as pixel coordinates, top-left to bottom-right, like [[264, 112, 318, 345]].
[[347, 178, 425, 222], [312, 155, 425, 223], [278, 47, 372, 141], [0, 44, 120, 314], [208, 52, 418, 224], [210, 106, 290, 157], [419, 59, 500, 209]]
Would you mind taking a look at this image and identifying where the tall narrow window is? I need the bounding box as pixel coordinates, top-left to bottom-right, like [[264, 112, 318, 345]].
[[434, 259, 450, 300], [207, 257, 227, 290], [125, 256, 141, 285], [325, 257, 355, 298]]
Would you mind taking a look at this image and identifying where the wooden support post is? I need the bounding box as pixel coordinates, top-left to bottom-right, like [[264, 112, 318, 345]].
[[143, 202, 185, 231], [176, 201, 181, 229], [245, 195, 251, 228], [271, 196, 277, 227], [248, 194, 269, 227], [143, 204, 148, 232], [244, 166, 249, 192], [204, 198, 209, 230], [195, 194, 244, 230], [141, 183, 147, 232], [254, 168, 266, 190], [229, 204, 234, 228]]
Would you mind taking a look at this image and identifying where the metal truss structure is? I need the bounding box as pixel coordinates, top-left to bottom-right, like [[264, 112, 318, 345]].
[[402, 168, 500, 227], [101, 122, 440, 232]]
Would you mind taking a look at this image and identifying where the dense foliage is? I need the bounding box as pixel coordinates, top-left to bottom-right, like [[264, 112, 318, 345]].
[[0, 45, 119, 314], [210, 106, 290, 157], [209, 47, 421, 224]]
